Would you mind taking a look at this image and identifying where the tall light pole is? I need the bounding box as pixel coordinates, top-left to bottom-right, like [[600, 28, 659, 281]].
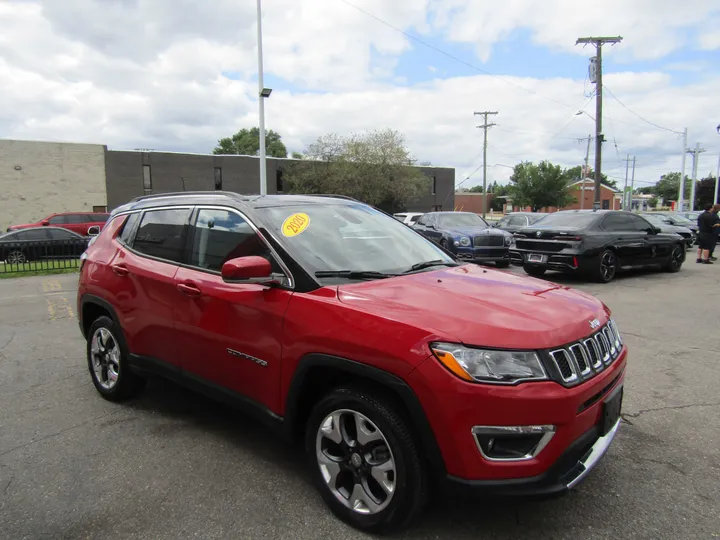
[[474, 111, 498, 219], [256, 0, 270, 195], [678, 128, 688, 211]]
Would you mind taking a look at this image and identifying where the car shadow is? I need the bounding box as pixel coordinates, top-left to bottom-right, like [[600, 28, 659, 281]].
[[122, 376, 621, 538], [507, 265, 675, 286]]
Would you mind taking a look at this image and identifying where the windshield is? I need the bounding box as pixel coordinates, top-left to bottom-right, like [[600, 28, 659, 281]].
[[437, 213, 487, 229], [262, 203, 455, 276], [527, 214, 545, 225], [669, 214, 693, 225], [530, 212, 599, 228]]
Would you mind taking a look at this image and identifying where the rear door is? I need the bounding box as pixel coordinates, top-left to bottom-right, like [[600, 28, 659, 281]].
[[601, 213, 649, 265], [110, 207, 191, 367], [172, 207, 293, 411], [632, 214, 672, 262]]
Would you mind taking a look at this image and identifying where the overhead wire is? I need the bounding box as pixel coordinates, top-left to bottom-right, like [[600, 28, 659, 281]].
[[339, 0, 580, 111], [603, 86, 683, 134]]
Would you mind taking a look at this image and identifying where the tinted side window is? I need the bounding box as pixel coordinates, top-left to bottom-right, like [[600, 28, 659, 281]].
[[48, 215, 68, 225], [409, 215, 421, 224], [189, 209, 279, 273], [118, 213, 141, 246], [416, 215, 428, 226], [602, 214, 635, 232], [47, 229, 77, 240], [94, 214, 110, 223], [66, 214, 87, 224], [630, 215, 654, 231], [133, 209, 191, 263], [508, 216, 526, 226], [24, 229, 50, 240]]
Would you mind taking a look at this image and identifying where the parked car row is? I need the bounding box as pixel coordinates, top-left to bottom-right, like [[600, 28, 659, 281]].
[[7, 211, 109, 236], [0, 227, 92, 264]]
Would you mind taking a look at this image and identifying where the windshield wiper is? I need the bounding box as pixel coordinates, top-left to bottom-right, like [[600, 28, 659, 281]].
[[403, 260, 459, 273], [314, 270, 396, 280]]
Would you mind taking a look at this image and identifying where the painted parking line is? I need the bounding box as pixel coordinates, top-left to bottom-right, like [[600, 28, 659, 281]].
[[42, 279, 63, 293], [46, 296, 75, 320]]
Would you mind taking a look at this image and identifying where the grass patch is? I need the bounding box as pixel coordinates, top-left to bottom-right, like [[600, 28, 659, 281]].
[[0, 260, 80, 279]]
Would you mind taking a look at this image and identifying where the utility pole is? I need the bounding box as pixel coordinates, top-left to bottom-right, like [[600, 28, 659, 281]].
[[678, 128, 688, 211], [629, 156, 636, 210], [256, 0, 268, 195], [622, 154, 630, 210], [579, 135, 592, 210], [714, 153, 720, 205], [474, 111, 498, 218], [576, 36, 623, 210], [686, 143, 706, 211]]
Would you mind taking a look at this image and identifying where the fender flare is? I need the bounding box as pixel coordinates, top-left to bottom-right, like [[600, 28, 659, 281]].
[[78, 294, 120, 338], [284, 353, 447, 479]]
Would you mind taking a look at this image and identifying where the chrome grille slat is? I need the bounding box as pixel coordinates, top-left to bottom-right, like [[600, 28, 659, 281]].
[[549, 320, 622, 386]]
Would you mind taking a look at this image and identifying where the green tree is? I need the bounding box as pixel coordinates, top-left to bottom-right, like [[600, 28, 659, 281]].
[[564, 165, 617, 189], [695, 175, 718, 208], [468, 185, 485, 193], [509, 161, 576, 211], [213, 127, 288, 157], [283, 129, 429, 212], [648, 172, 691, 205], [290, 151, 304, 160]]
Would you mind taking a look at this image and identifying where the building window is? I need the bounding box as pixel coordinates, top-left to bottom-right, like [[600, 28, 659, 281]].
[[92, 205, 107, 213], [143, 165, 152, 194], [214, 167, 222, 190], [433, 204, 442, 211], [431, 176, 437, 195], [276, 169, 284, 193]]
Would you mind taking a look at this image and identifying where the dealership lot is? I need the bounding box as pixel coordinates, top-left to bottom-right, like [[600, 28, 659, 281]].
[[0, 267, 718, 540]]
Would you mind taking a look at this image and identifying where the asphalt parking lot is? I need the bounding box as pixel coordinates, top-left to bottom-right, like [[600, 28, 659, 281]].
[[1, 264, 719, 540]]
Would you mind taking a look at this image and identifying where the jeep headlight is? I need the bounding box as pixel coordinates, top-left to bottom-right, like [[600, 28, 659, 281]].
[[431, 343, 547, 384]]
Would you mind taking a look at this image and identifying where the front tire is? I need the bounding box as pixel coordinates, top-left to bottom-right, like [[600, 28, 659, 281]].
[[7, 250, 26, 264], [663, 244, 684, 273], [305, 387, 427, 534], [86, 316, 145, 401], [594, 249, 617, 283]]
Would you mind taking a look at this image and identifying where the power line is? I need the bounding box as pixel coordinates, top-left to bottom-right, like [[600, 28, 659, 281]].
[[603, 86, 682, 134], [339, 0, 579, 111]]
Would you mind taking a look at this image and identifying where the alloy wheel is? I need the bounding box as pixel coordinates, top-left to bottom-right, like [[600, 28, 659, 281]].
[[90, 327, 121, 390], [315, 409, 396, 515], [7, 250, 26, 264], [600, 251, 616, 282], [670, 246, 683, 270]]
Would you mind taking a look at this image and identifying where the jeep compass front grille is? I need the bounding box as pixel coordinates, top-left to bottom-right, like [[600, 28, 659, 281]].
[[549, 320, 623, 386]]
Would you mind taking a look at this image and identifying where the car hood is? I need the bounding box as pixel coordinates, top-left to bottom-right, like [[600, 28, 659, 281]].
[[444, 226, 510, 237], [337, 265, 609, 350]]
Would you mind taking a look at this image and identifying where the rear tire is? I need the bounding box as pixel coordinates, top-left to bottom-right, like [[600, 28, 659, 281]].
[[663, 244, 684, 273], [594, 249, 617, 283], [305, 387, 427, 534], [523, 265, 546, 277], [86, 316, 145, 401], [7, 250, 26, 264]]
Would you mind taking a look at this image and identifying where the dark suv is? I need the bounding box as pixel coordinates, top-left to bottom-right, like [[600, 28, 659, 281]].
[[78, 192, 627, 532]]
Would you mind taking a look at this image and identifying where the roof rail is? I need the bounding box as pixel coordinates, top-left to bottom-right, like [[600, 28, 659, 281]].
[[302, 194, 360, 202], [130, 191, 241, 202]]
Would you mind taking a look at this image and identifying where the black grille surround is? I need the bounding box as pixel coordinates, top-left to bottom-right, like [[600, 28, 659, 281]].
[[474, 235, 505, 247], [546, 320, 623, 387]]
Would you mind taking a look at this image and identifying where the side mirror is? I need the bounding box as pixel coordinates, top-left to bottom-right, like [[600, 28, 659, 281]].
[[87, 226, 101, 237], [221, 256, 276, 284], [41, 221, 49, 226]]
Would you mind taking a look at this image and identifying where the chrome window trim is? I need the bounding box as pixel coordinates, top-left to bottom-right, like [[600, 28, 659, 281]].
[[188, 204, 295, 290], [471, 425, 556, 462]]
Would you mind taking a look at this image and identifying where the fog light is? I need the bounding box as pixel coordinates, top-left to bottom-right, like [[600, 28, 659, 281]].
[[472, 425, 555, 461]]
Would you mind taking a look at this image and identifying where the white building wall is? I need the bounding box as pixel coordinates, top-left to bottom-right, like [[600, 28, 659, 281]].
[[0, 139, 108, 229]]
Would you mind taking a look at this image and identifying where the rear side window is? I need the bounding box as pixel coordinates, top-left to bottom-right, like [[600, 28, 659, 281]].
[[602, 214, 635, 232], [94, 214, 110, 223], [66, 214, 87, 224], [133, 209, 191, 263], [189, 208, 279, 273], [24, 229, 50, 240], [48, 215, 69, 225], [118, 213, 141, 245], [47, 229, 77, 240]]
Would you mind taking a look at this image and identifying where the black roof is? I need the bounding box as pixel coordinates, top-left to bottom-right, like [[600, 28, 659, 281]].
[[112, 192, 361, 215]]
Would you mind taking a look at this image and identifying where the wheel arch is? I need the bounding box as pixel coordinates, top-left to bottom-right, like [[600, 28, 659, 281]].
[[79, 294, 119, 339], [284, 354, 447, 480]]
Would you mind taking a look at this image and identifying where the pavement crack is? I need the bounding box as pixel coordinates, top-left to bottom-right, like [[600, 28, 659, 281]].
[[623, 402, 720, 420], [3, 476, 13, 495]]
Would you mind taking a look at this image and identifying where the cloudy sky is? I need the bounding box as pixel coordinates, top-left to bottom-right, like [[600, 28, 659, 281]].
[[1, 0, 719, 190]]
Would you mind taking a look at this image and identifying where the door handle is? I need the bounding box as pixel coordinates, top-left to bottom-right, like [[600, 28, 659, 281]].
[[177, 283, 202, 297], [111, 264, 129, 276]]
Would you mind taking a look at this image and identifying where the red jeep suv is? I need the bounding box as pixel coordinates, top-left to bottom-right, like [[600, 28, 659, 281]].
[[78, 192, 626, 533]]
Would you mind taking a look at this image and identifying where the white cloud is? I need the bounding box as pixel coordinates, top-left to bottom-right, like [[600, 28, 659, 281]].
[[0, 0, 718, 195]]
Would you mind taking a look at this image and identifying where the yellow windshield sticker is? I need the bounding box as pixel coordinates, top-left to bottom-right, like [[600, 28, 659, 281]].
[[282, 213, 311, 237]]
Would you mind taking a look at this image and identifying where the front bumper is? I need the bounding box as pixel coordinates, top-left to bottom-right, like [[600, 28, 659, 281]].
[[455, 246, 510, 263], [444, 418, 620, 498]]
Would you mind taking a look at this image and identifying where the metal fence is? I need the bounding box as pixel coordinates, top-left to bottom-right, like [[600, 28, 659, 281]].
[[0, 239, 87, 275]]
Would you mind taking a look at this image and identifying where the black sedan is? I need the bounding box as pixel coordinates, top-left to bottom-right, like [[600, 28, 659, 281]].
[[510, 210, 686, 283], [0, 227, 89, 264], [493, 212, 546, 233], [413, 211, 514, 267]]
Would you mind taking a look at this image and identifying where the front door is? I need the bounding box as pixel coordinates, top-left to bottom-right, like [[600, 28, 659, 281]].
[[173, 207, 292, 412]]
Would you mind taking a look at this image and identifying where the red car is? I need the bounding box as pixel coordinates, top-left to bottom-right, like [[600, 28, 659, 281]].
[[77, 192, 626, 533], [8, 212, 109, 236]]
